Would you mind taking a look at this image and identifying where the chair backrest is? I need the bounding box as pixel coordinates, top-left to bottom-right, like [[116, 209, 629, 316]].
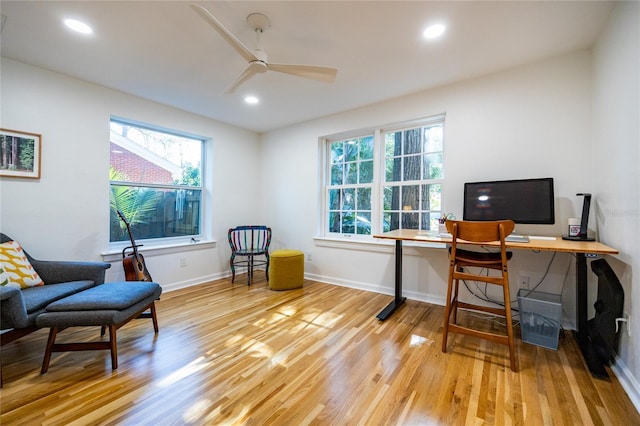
[[445, 219, 515, 243], [228, 226, 272, 253]]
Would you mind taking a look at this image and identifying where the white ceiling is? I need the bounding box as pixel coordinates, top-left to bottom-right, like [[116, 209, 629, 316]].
[[0, 1, 614, 133]]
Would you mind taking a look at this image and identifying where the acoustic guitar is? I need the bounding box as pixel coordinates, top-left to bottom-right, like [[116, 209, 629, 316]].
[[116, 210, 153, 282]]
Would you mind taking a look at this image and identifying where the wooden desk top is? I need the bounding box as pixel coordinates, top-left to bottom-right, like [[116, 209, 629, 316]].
[[374, 229, 619, 255]]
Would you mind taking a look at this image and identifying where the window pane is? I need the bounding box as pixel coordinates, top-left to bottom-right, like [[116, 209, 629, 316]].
[[110, 186, 201, 241], [344, 140, 358, 162], [357, 212, 371, 235], [329, 189, 341, 210], [110, 122, 201, 186], [421, 184, 442, 211], [330, 141, 343, 163], [342, 188, 355, 210], [329, 211, 341, 233], [345, 162, 358, 184], [386, 157, 402, 182], [384, 212, 399, 232], [403, 156, 421, 181], [359, 137, 374, 160], [384, 186, 399, 211], [357, 187, 371, 210], [423, 124, 443, 153], [331, 164, 343, 185], [421, 212, 440, 231], [402, 212, 419, 229], [423, 153, 443, 179], [402, 185, 419, 210], [342, 212, 355, 233], [359, 160, 373, 184], [403, 128, 422, 155]]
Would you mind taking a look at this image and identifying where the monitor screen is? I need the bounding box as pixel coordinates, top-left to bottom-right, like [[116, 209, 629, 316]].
[[463, 178, 555, 224]]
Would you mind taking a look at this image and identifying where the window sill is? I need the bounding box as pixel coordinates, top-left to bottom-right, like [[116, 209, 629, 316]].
[[101, 239, 216, 263]]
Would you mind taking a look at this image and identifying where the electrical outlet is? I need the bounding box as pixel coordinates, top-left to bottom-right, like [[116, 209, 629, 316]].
[[306, 252, 312, 262], [179, 257, 187, 267], [519, 275, 529, 289]]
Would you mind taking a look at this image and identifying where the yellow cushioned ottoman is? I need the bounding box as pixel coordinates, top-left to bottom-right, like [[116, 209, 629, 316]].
[[269, 249, 304, 290]]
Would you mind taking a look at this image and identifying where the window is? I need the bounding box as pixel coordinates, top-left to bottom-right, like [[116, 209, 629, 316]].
[[382, 122, 444, 232], [109, 118, 204, 243], [323, 115, 444, 239], [328, 136, 374, 235]]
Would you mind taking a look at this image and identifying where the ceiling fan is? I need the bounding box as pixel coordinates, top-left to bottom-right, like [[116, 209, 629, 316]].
[[191, 4, 338, 94]]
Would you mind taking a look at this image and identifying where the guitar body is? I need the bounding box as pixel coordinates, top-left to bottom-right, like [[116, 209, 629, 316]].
[[117, 210, 153, 282], [122, 252, 153, 282]]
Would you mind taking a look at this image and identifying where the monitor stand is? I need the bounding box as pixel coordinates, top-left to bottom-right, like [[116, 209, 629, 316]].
[[562, 234, 596, 241], [562, 193, 596, 241]]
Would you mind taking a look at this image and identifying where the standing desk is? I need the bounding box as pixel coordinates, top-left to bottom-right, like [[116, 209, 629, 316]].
[[373, 229, 619, 378]]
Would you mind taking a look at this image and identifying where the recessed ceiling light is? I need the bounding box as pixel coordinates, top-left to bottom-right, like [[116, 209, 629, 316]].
[[423, 23, 445, 39], [244, 96, 259, 105], [64, 18, 93, 35]]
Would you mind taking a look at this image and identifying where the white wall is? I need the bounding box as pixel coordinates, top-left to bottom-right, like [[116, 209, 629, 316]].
[[262, 51, 595, 322], [0, 59, 262, 290], [592, 1, 640, 407]]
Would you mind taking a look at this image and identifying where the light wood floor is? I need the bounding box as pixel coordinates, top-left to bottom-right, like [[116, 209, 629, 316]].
[[1, 276, 638, 425]]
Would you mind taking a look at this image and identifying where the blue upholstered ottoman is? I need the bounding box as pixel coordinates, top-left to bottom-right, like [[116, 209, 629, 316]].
[[35, 281, 162, 373]]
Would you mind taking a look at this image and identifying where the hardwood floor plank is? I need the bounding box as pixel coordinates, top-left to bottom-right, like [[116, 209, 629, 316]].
[[1, 277, 638, 425]]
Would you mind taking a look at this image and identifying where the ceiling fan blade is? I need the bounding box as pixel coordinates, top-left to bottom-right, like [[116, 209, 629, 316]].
[[190, 4, 257, 63], [268, 63, 338, 83], [224, 65, 259, 94]]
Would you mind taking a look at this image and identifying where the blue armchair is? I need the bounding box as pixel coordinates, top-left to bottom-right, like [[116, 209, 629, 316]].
[[0, 233, 111, 344]]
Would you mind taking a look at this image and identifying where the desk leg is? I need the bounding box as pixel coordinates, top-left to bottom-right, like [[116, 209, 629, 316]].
[[574, 252, 608, 378], [377, 239, 407, 321]]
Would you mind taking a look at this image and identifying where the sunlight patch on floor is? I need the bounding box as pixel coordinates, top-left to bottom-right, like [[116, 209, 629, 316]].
[[410, 334, 435, 347], [157, 356, 211, 388]]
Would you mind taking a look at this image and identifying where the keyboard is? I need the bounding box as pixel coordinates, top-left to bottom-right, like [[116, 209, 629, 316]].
[[505, 234, 530, 243]]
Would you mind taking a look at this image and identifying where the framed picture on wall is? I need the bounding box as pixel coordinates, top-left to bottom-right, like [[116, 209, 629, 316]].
[[0, 128, 42, 179]]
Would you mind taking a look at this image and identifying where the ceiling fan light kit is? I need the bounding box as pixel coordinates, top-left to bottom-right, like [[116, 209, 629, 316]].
[[191, 4, 338, 94]]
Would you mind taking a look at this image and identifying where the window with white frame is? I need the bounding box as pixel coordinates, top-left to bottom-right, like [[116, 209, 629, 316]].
[[109, 118, 205, 243], [323, 115, 444, 239]]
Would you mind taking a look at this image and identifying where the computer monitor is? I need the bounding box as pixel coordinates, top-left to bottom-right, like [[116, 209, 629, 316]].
[[463, 177, 555, 224]]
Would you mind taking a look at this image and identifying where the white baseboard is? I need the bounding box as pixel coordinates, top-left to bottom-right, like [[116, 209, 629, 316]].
[[611, 355, 640, 413]]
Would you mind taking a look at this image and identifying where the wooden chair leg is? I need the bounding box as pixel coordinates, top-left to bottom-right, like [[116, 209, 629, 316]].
[[108, 325, 118, 370], [150, 302, 159, 333], [41, 327, 59, 374], [442, 273, 455, 353], [503, 283, 517, 371], [452, 278, 460, 324]]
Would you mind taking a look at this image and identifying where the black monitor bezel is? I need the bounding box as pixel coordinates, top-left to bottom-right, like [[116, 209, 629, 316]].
[[462, 177, 555, 225]]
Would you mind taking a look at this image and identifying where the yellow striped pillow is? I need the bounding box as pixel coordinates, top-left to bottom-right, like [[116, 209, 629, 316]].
[[0, 240, 44, 289]]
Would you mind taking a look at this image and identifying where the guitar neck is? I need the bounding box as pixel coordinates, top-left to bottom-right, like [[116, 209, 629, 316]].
[[118, 211, 140, 258], [125, 223, 139, 257]]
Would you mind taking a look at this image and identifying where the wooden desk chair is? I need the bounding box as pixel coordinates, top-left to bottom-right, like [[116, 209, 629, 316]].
[[228, 226, 272, 285], [443, 219, 517, 371]]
